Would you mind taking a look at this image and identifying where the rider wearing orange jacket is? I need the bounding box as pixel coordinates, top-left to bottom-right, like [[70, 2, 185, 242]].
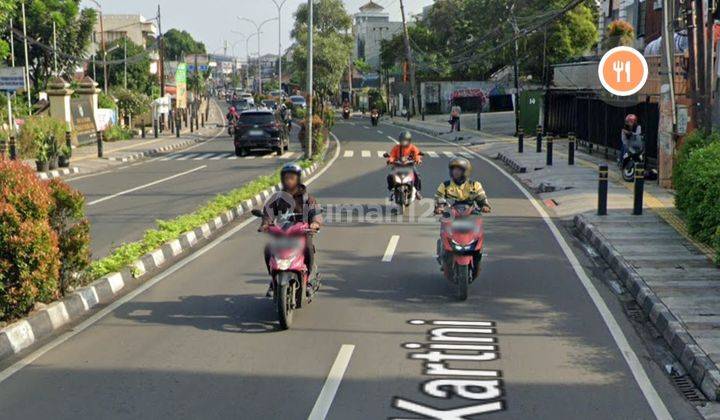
[[386, 131, 423, 198]]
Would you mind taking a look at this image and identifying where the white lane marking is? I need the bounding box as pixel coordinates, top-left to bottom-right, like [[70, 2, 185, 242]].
[[361, 150, 371, 158], [377, 130, 384, 135], [208, 152, 229, 160], [377, 151, 386, 158], [382, 235, 400, 262], [193, 152, 214, 160], [0, 132, 343, 385], [387, 135, 399, 144], [426, 151, 439, 158], [281, 152, 296, 159], [407, 127, 673, 420], [245, 155, 256, 160], [176, 153, 199, 161], [158, 153, 181, 161], [308, 344, 355, 420], [262, 153, 275, 159], [344, 150, 354, 158], [443, 151, 456, 158], [228, 156, 238, 160], [88, 166, 206, 206]]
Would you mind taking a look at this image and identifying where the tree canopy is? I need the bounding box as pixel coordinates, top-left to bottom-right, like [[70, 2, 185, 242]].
[[381, 0, 598, 81], [163, 29, 206, 61], [94, 38, 153, 96]]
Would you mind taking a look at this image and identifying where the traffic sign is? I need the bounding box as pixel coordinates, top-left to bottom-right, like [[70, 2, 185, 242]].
[[598, 46, 648, 96], [0, 67, 26, 92]]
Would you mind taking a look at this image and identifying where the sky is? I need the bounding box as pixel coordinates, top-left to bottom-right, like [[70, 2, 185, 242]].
[[82, 0, 435, 57]]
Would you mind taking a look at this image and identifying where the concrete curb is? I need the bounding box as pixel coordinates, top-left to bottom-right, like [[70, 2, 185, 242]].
[[107, 138, 201, 162], [0, 158, 325, 363], [574, 214, 720, 401], [36, 167, 80, 180], [391, 119, 444, 137], [495, 152, 527, 173]]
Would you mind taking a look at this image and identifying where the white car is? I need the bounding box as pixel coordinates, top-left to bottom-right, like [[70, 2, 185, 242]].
[[290, 95, 306, 109]]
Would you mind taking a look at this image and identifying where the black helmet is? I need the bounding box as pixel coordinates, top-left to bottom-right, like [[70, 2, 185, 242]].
[[398, 131, 412, 144], [280, 163, 303, 181]]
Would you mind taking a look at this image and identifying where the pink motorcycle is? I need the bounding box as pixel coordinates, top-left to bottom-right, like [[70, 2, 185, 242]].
[[252, 209, 319, 329], [436, 199, 485, 301]]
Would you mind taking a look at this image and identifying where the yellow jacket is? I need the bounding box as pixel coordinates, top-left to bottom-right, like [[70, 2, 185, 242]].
[[435, 179, 490, 208]]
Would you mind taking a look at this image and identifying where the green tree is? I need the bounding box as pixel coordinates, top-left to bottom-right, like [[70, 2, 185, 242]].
[[5, 1, 96, 91], [290, 0, 353, 114], [94, 39, 153, 95], [163, 28, 206, 61], [0, 0, 13, 61]]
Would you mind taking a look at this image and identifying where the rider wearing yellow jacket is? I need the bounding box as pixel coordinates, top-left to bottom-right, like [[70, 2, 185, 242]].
[[434, 157, 491, 214]]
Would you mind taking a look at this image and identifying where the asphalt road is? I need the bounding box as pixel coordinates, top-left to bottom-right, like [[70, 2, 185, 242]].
[[0, 117, 701, 419], [68, 101, 303, 258]]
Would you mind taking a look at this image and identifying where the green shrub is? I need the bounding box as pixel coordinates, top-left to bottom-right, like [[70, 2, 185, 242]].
[[674, 131, 720, 263], [0, 160, 61, 320], [18, 116, 66, 161], [294, 107, 306, 120], [47, 179, 91, 294], [98, 91, 117, 111], [104, 124, 134, 141], [323, 108, 336, 129]]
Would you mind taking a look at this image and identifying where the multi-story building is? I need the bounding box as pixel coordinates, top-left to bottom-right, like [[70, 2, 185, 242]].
[[90, 14, 158, 53], [353, 1, 403, 71]]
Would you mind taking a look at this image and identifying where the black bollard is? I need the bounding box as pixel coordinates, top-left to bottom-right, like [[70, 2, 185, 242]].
[[518, 128, 524, 153], [190, 115, 194, 133], [568, 132, 575, 165], [176, 117, 181, 138], [546, 133, 554, 166], [65, 131, 72, 157], [633, 163, 645, 216], [9, 135, 16, 160], [421, 109, 425, 121], [0, 137, 6, 158], [141, 119, 146, 138], [477, 111, 482, 131], [598, 164, 608, 216], [201, 113, 205, 128], [97, 130, 104, 158], [536, 125, 542, 153], [153, 119, 159, 138]]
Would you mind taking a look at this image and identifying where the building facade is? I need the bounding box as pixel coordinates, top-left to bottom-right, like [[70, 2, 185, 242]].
[[91, 14, 158, 53], [353, 1, 403, 71]]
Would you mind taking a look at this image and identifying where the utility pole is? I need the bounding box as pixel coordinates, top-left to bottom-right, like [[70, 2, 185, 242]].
[[9, 18, 14, 67], [124, 36, 128, 89], [237, 17, 278, 94], [510, 4, 521, 135], [399, 0, 418, 116], [158, 4, 166, 97], [701, 0, 713, 132], [658, 0, 676, 188], [52, 20, 58, 75], [306, 0, 314, 159], [21, 1, 31, 114], [686, 0, 711, 131], [272, 0, 288, 93]]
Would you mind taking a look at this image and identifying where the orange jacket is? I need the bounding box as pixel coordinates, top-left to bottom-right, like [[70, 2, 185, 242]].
[[388, 144, 422, 164]]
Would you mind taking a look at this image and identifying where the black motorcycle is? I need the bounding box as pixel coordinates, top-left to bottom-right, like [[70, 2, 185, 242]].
[[370, 110, 379, 126], [619, 133, 645, 182], [342, 107, 350, 120]]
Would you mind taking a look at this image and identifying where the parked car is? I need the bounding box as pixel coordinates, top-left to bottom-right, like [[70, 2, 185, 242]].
[[234, 110, 289, 157], [290, 95, 307, 109]]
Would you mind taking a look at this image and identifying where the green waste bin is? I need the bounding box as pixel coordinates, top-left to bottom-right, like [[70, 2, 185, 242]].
[[519, 90, 544, 134]]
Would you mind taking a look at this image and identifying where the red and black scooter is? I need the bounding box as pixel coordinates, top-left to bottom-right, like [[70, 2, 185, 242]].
[[436, 199, 485, 300]]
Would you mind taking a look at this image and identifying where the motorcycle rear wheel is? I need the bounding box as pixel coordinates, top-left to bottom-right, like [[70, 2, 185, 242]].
[[622, 160, 635, 182], [276, 274, 295, 329], [455, 264, 470, 301]]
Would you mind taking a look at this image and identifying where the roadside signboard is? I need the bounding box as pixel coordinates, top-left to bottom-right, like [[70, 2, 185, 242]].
[[176, 63, 188, 109], [0, 67, 26, 92], [71, 97, 98, 145]]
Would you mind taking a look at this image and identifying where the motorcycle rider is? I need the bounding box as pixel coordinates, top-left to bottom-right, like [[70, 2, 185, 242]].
[[259, 163, 322, 296], [434, 158, 491, 214], [226, 106, 239, 124], [280, 103, 293, 130], [619, 114, 642, 164], [386, 131, 423, 199]]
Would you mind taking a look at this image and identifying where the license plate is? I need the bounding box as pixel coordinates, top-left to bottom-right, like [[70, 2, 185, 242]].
[[249, 130, 264, 136]]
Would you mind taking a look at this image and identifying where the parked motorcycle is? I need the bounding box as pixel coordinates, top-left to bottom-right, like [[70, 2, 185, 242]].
[[370, 109, 379, 126], [252, 209, 320, 329], [436, 199, 485, 301], [384, 154, 420, 215], [619, 133, 645, 182]]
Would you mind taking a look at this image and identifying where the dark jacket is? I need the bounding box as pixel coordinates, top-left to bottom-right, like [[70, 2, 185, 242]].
[[261, 184, 322, 227]]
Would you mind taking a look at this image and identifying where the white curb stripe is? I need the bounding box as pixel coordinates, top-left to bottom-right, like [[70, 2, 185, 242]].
[[45, 303, 70, 330], [151, 249, 165, 266], [107, 273, 125, 294], [169, 239, 183, 256], [6, 321, 35, 353]]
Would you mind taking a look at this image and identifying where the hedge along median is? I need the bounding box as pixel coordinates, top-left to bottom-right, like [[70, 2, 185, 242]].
[[673, 130, 720, 264]]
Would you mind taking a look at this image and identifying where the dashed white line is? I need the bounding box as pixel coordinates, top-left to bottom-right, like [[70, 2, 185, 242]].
[[426, 151, 439, 158], [88, 166, 206, 206], [343, 150, 354, 158], [387, 135, 399, 144], [443, 151, 456, 158], [377, 151, 386, 158], [361, 150, 371, 158], [382, 235, 400, 262], [308, 344, 355, 420], [377, 130, 384, 135]]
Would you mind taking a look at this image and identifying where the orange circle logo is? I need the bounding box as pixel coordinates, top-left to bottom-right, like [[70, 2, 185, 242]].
[[598, 46, 648, 96]]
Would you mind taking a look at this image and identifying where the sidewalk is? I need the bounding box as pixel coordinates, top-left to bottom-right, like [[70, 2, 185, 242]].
[[392, 116, 720, 402], [29, 99, 225, 180]]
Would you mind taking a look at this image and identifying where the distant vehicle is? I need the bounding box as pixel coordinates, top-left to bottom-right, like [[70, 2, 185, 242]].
[[234, 110, 289, 157], [290, 95, 307, 109], [262, 99, 278, 110], [230, 99, 251, 112], [240, 92, 255, 106], [269, 90, 286, 101]]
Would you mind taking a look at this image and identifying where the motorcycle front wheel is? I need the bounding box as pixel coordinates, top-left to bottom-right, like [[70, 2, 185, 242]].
[[276, 274, 295, 329], [455, 264, 470, 301], [622, 160, 636, 182]]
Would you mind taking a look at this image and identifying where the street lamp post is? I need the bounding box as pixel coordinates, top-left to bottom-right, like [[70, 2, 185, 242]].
[[271, 0, 288, 94], [89, 0, 108, 93], [237, 16, 277, 94], [306, 0, 313, 159]]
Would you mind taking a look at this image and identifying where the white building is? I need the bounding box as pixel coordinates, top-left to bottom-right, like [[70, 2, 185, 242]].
[[353, 1, 403, 71], [90, 14, 158, 54]]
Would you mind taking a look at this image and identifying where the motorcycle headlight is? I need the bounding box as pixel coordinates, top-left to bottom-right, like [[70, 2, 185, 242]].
[[275, 258, 294, 270], [451, 240, 477, 251], [393, 175, 403, 184], [402, 175, 414, 184]]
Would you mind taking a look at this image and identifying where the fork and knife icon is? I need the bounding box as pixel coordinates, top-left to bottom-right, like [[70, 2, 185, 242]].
[[612, 60, 632, 83]]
